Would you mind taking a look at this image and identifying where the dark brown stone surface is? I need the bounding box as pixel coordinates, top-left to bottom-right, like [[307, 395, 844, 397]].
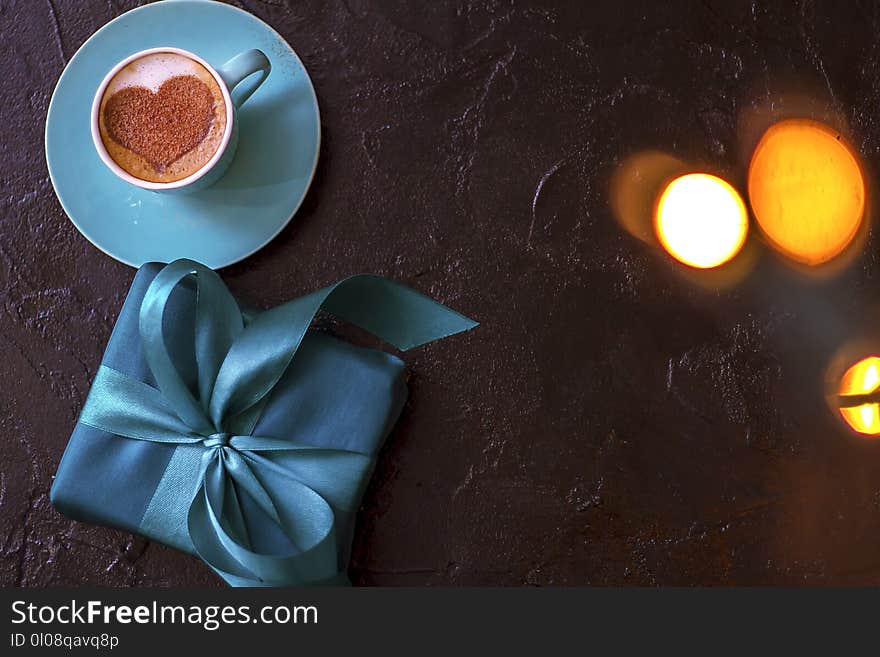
[[4, 0, 880, 586]]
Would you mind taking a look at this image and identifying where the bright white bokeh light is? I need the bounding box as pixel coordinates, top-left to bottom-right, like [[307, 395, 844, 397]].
[[654, 173, 748, 269]]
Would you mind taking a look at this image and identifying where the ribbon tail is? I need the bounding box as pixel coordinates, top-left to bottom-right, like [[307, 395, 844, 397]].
[[209, 274, 478, 422]]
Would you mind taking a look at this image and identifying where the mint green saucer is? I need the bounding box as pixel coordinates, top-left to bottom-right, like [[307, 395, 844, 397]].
[[45, 0, 320, 269]]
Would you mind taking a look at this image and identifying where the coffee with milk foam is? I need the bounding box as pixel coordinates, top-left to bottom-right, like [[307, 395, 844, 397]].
[[98, 52, 227, 183]]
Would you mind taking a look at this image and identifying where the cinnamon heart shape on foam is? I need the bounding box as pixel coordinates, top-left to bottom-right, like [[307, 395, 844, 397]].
[[104, 75, 216, 170]]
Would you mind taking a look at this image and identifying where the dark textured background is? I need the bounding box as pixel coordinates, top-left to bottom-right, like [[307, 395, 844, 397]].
[[4, 0, 880, 586]]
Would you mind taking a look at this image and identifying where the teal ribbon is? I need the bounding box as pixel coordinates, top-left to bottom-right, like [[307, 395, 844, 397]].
[[77, 260, 477, 586]]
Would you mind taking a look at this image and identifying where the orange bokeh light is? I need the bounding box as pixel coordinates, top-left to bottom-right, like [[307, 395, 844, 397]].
[[838, 355, 880, 436], [654, 173, 748, 269], [748, 119, 865, 266]]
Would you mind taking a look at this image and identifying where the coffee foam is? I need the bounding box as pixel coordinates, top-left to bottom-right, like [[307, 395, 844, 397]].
[[106, 52, 209, 94]]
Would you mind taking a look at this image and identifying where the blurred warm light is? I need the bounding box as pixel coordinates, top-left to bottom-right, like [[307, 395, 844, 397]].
[[748, 119, 865, 266], [654, 173, 748, 269], [838, 355, 880, 436], [611, 150, 687, 244]]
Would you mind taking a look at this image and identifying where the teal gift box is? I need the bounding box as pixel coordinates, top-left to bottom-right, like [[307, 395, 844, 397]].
[[50, 260, 476, 586]]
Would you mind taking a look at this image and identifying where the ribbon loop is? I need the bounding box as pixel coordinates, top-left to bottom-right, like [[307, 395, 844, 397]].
[[138, 260, 243, 435]]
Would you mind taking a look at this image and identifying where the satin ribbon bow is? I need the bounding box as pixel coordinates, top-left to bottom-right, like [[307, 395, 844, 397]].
[[78, 260, 477, 586]]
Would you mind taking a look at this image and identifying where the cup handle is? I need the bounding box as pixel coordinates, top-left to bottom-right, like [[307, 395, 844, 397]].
[[217, 49, 271, 109]]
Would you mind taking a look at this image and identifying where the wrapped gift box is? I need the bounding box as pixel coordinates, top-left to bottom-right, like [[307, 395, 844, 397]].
[[50, 260, 475, 586]]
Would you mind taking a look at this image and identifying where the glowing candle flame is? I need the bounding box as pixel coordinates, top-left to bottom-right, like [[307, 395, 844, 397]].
[[654, 173, 748, 269], [837, 356, 880, 435]]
